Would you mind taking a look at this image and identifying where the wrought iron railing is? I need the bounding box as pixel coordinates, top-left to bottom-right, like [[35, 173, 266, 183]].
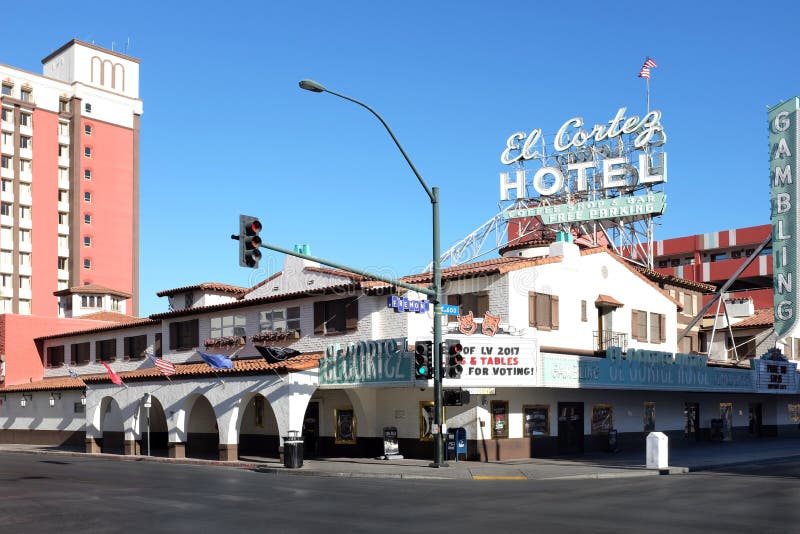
[[594, 331, 628, 352]]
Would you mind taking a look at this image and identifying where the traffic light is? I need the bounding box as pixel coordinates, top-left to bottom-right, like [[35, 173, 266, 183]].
[[445, 339, 464, 379], [443, 389, 471, 406], [238, 214, 263, 268], [414, 340, 433, 380]]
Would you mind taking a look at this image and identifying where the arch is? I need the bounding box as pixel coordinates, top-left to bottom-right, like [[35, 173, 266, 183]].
[[112, 63, 125, 91], [137, 394, 169, 457], [184, 394, 219, 460], [237, 392, 280, 458], [102, 59, 113, 88], [90, 56, 103, 84], [98, 396, 124, 454]]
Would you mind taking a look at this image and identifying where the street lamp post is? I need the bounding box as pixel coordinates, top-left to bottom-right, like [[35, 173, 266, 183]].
[[299, 79, 447, 467]]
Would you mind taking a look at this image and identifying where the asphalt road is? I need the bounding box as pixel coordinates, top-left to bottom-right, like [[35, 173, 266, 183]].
[[0, 453, 798, 533]]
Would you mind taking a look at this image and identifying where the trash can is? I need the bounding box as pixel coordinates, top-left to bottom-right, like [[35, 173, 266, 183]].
[[607, 429, 619, 453], [283, 432, 304, 468]]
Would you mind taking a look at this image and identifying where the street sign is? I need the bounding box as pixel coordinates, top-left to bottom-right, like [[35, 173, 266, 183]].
[[441, 304, 460, 316]]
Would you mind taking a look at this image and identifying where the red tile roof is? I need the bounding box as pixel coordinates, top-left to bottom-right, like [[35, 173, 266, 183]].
[[78, 311, 144, 323], [34, 318, 160, 341], [596, 294, 624, 308], [156, 282, 248, 298], [53, 284, 132, 298], [0, 353, 324, 392], [634, 266, 717, 293], [731, 308, 774, 329], [402, 255, 563, 284]]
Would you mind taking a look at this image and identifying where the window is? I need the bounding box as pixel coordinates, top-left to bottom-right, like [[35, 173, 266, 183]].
[[491, 400, 509, 439], [313, 297, 358, 335], [84, 191, 91, 202], [1, 84, 11, 96], [0, 226, 11, 242], [84, 147, 91, 158], [260, 306, 301, 332], [731, 335, 756, 360], [657, 260, 668, 268], [58, 144, 68, 157], [523, 405, 549, 437], [20, 88, 31, 102], [184, 292, 193, 309], [84, 124, 92, 136], [83, 258, 91, 269], [0, 250, 12, 265], [58, 212, 68, 225], [19, 252, 30, 267], [643, 402, 656, 432], [124, 335, 147, 360], [58, 234, 69, 249], [169, 319, 199, 350], [19, 229, 30, 243], [96, 339, 116, 362], [1, 155, 10, 169], [84, 103, 92, 113], [18, 299, 30, 314], [581, 300, 588, 322], [19, 159, 31, 173], [20, 276, 31, 293], [528, 292, 559, 330], [84, 169, 91, 180], [19, 206, 30, 219], [72, 342, 90, 365], [83, 236, 91, 247], [0, 297, 10, 313], [80, 295, 103, 308], [47, 346, 65, 368], [210, 314, 246, 338], [0, 202, 11, 216], [19, 183, 31, 197], [447, 293, 489, 317], [84, 214, 91, 224], [682, 292, 695, 316], [59, 99, 69, 113], [58, 189, 68, 202], [591, 404, 613, 434], [0, 179, 9, 192], [110, 297, 121, 312], [649, 312, 666, 344], [19, 113, 30, 127], [58, 122, 69, 136], [631, 309, 648, 342], [335, 407, 357, 444], [0, 274, 10, 287], [58, 257, 68, 270], [154, 333, 162, 357], [254, 396, 265, 428], [19, 136, 31, 150]]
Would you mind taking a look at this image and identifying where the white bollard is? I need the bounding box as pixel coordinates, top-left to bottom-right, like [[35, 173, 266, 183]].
[[646, 431, 669, 470]]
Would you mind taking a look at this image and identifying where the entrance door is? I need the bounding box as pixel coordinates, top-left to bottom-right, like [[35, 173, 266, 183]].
[[684, 403, 700, 443], [557, 402, 584, 455], [302, 402, 320, 458], [748, 403, 763, 437]]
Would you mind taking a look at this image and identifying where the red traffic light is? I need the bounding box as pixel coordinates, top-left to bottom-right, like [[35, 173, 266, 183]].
[[448, 343, 463, 355], [247, 220, 263, 235]]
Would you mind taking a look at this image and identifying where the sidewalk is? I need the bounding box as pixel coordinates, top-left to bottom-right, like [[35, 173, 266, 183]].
[[1, 438, 798, 480]]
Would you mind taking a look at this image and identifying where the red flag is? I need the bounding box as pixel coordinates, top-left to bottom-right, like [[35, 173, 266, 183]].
[[102, 362, 123, 386]]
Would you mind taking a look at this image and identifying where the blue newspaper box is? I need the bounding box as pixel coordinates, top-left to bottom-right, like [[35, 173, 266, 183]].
[[447, 427, 467, 461]]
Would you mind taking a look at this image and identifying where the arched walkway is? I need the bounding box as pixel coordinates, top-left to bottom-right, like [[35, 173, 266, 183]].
[[99, 397, 124, 455], [138, 396, 169, 457], [238, 393, 279, 459], [185, 395, 219, 460]]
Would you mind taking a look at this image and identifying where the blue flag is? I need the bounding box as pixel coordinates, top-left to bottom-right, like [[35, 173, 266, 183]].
[[199, 352, 234, 370]]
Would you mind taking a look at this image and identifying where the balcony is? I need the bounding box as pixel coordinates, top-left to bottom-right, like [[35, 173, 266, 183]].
[[594, 330, 628, 352]]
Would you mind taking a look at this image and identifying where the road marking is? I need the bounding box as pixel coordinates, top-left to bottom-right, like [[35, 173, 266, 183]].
[[471, 475, 527, 480]]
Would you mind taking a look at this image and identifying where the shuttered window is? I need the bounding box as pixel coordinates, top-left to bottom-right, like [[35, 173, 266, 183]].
[[528, 292, 559, 330], [313, 297, 358, 335], [650, 312, 666, 344], [447, 293, 489, 317], [631, 310, 648, 342], [169, 319, 199, 350]]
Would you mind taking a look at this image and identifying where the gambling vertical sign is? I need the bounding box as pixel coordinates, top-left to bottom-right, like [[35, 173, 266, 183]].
[[770, 97, 800, 338]]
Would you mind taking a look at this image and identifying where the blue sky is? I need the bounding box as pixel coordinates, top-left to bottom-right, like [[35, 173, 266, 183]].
[[7, 1, 800, 316]]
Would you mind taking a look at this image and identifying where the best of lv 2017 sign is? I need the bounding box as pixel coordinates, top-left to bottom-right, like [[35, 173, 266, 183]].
[[499, 107, 667, 201], [320, 338, 412, 387], [443, 337, 539, 387], [770, 97, 800, 338]]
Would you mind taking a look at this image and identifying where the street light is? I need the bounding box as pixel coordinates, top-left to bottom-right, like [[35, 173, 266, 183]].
[[299, 78, 447, 467]]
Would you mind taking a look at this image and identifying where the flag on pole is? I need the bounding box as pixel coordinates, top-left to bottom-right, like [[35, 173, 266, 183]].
[[101, 362, 125, 387], [638, 57, 658, 79], [255, 345, 301, 363], [63, 363, 79, 379], [199, 352, 234, 370], [148, 353, 177, 376]]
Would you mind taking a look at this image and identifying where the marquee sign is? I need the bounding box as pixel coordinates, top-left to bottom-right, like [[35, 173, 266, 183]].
[[503, 192, 666, 224], [320, 338, 412, 387], [769, 97, 800, 339], [542, 348, 757, 393]]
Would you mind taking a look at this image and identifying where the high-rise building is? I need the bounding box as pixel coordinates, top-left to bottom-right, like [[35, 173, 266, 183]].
[[0, 40, 141, 317]]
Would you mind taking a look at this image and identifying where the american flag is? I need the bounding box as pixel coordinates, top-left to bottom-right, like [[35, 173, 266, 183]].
[[638, 57, 658, 79], [148, 353, 177, 376]]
